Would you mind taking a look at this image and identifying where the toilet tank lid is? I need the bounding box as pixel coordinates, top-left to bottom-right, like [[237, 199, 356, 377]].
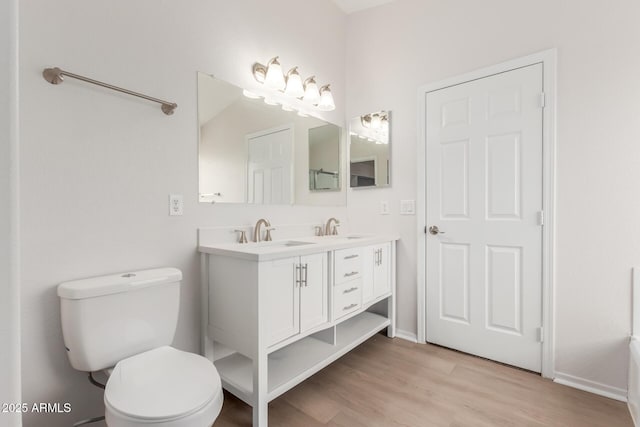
[[58, 268, 182, 300]]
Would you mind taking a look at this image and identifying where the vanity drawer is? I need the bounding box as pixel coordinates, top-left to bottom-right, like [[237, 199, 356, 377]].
[[334, 247, 363, 285], [333, 279, 362, 320]]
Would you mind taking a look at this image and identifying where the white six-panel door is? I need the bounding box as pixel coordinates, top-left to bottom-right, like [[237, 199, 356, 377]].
[[247, 126, 293, 204], [425, 64, 543, 372]]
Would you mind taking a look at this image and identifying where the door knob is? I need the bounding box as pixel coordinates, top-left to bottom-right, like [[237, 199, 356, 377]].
[[428, 225, 445, 235]]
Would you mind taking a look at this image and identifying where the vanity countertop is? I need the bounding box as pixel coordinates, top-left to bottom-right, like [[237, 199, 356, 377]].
[[198, 234, 400, 261]]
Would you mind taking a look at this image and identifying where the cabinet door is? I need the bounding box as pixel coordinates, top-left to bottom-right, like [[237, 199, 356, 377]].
[[299, 253, 328, 332], [362, 245, 375, 304], [373, 243, 391, 298], [263, 257, 299, 347]]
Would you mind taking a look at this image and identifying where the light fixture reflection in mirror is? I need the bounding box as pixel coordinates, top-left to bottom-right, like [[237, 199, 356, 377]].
[[349, 110, 391, 188], [197, 72, 346, 206]]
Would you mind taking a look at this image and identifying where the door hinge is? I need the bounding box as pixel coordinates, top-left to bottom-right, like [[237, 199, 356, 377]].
[[537, 210, 544, 226], [424, 225, 427, 234], [540, 92, 546, 108], [537, 327, 544, 343]]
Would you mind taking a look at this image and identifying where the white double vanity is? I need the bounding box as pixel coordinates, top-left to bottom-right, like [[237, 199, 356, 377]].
[[199, 231, 398, 426]]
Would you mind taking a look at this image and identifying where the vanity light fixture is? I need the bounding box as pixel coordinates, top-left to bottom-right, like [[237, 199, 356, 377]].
[[361, 111, 388, 129], [250, 57, 335, 112], [355, 110, 389, 144]]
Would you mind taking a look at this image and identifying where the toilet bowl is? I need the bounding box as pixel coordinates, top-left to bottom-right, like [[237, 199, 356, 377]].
[[57, 268, 223, 426]]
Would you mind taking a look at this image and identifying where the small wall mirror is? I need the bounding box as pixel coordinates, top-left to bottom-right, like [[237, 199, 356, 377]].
[[309, 124, 341, 191], [349, 111, 391, 188], [198, 73, 346, 205]]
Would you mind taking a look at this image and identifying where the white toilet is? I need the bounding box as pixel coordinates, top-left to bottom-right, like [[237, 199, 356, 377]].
[[58, 268, 223, 427]]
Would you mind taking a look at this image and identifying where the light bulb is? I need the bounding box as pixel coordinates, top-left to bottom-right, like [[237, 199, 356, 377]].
[[303, 76, 321, 104], [284, 67, 305, 98], [317, 84, 335, 111], [264, 57, 286, 90]]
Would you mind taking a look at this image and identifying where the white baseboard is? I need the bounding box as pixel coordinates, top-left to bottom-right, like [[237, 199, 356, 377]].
[[395, 329, 418, 343], [630, 402, 638, 427], [554, 371, 627, 402]]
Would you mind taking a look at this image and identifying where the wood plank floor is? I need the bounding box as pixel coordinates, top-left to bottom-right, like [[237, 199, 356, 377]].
[[214, 334, 633, 427]]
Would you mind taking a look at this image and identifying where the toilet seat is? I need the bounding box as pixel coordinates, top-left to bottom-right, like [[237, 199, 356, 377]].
[[104, 346, 223, 427]]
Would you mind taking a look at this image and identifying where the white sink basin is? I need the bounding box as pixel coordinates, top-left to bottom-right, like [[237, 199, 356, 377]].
[[253, 240, 315, 248], [323, 234, 368, 240]]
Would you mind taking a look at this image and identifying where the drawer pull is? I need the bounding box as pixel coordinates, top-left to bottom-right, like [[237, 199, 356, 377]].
[[344, 254, 359, 260], [344, 271, 359, 277], [343, 303, 358, 311], [343, 287, 358, 294]]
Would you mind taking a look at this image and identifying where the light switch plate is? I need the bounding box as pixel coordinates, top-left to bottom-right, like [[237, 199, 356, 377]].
[[169, 194, 183, 216], [380, 200, 390, 215], [400, 199, 415, 215]]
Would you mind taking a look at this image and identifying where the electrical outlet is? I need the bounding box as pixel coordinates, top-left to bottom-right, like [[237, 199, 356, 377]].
[[169, 194, 183, 216], [400, 199, 416, 215], [380, 200, 390, 215]]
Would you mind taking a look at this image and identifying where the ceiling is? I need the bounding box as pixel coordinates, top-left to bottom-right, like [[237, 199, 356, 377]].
[[332, 0, 396, 14]]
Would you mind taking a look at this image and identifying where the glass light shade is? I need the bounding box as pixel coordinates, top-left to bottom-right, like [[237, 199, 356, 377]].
[[284, 68, 305, 98], [317, 85, 335, 111], [303, 77, 321, 104], [264, 58, 286, 90], [371, 114, 382, 129]]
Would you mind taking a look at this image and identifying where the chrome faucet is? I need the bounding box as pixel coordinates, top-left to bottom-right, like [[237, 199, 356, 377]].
[[253, 218, 274, 242], [325, 218, 340, 236]]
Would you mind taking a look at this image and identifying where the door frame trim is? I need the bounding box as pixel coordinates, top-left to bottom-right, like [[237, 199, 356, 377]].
[[416, 49, 557, 378]]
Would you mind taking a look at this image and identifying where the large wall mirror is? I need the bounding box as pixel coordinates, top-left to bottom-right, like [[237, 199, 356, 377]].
[[198, 72, 345, 205], [349, 111, 391, 188]]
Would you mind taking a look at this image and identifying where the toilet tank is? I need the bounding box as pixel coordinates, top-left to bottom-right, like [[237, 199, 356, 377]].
[[58, 268, 182, 372]]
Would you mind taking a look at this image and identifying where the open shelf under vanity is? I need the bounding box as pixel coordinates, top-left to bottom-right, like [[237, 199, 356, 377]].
[[214, 311, 390, 403]]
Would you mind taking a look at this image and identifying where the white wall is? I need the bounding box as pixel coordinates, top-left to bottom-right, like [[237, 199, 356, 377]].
[[19, 1, 345, 425], [346, 0, 640, 393], [0, 0, 21, 426]]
